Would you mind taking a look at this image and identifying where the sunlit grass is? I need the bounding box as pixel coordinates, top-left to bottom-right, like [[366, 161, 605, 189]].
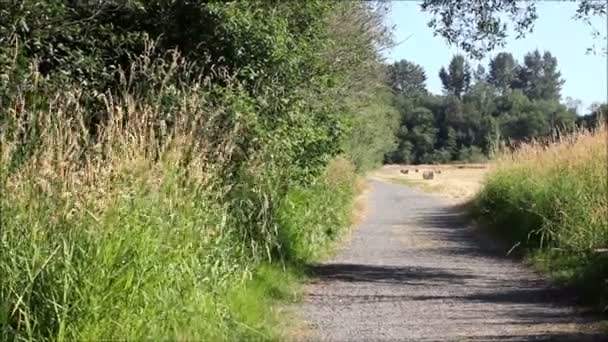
[[0, 51, 357, 340], [475, 122, 608, 308], [386, 176, 446, 193]]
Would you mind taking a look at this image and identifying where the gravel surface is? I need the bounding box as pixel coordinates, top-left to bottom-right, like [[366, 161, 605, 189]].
[[296, 179, 606, 342]]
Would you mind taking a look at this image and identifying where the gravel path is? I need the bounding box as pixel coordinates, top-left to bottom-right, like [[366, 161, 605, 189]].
[[296, 179, 605, 342]]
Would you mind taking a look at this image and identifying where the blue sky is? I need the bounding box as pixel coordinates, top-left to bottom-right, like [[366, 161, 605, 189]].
[[384, 1, 607, 112]]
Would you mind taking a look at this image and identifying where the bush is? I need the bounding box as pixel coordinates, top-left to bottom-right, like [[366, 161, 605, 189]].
[[0, 2, 395, 339], [458, 146, 487, 163], [429, 149, 453, 164]]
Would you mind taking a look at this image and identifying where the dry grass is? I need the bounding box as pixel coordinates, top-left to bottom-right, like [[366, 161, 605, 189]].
[[494, 125, 606, 173], [0, 51, 252, 340], [475, 122, 608, 309], [481, 123, 607, 251], [373, 163, 489, 202], [351, 177, 371, 225], [0, 49, 360, 340]]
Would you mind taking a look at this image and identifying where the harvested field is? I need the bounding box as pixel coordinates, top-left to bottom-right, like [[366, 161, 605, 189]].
[[372, 164, 489, 202]]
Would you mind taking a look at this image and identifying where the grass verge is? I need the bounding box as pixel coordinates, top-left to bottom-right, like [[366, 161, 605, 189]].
[[0, 54, 360, 340], [0, 155, 358, 341], [473, 124, 608, 310]]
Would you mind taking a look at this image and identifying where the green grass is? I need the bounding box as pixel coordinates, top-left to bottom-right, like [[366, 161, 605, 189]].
[[473, 126, 608, 309], [0, 48, 361, 340], [277, 160, 357, 262], [0, 82, 358, 340], [220, 264, 305, 341], [0, 154, 357, 341]]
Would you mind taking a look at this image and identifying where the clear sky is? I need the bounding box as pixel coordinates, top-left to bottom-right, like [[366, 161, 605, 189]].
[[384, 1, 608, 112]]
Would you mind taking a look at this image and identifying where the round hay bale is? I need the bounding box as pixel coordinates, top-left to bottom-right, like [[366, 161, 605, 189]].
[[422, 171, 434, 180]]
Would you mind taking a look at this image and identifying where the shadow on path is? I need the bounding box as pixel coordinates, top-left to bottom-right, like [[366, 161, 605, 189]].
[[300, 182, 607, 341], [307, 263, 473, 285]]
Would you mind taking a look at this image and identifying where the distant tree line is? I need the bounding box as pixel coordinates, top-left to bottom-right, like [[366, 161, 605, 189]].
[[384, 51, 606, 164]]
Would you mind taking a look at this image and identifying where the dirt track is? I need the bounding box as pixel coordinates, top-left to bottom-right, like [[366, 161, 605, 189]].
[[296, 179, 605, 342]]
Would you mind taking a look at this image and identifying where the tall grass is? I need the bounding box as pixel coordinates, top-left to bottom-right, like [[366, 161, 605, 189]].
[[276, 159, 357, 262], [0, 47, 358, 340], [475, 122, 608, 307]]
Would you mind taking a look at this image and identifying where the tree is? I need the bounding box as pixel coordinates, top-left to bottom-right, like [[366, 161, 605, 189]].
[[386, 94, 440, 164], [384, 48, 576, 165], [590, 103, 608, 121], [577, 103, 608, 129], [473, 64, 486, 83], [564, 97, 583, 115], [387, 60, 428, 96], [465, 81, 497, 116], [420, 0, 607, 58], [439, 55, 471, 98], [488, 52, 517, 95], [406, 107, 437, 161], [406, 107, 437, 162], [516, 50, 564, 101]]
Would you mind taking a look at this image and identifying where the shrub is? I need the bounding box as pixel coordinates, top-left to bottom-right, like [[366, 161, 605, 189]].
[[458, 146, 487, 163], [0, 2, 395, 339]]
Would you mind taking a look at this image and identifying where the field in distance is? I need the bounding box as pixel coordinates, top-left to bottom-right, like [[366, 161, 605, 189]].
[[372, 164, 489, 202]]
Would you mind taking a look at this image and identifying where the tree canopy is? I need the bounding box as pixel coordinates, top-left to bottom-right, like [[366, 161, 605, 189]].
[[420, 0, 607, 58], [488, 52, 518, 95], [384, 50, 593, 165], [439, 55, 471, 98], [387, 60, 428, 96]]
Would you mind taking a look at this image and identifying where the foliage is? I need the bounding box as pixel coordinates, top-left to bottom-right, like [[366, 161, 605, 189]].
[[488, 52, 518, 95], [577, 103, 608, 130], [385, 51, 584, 165], [343, 88, 400, 172], [277, 159, 357, 262], [517, 50, 564, 101], [1, 0, 397, 178], [387, 60, 428, 96], [439, 55, 471, 98], [0, 1, 397, 340], [473, 64, 487, 83], [420, 0, 607, 58]]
